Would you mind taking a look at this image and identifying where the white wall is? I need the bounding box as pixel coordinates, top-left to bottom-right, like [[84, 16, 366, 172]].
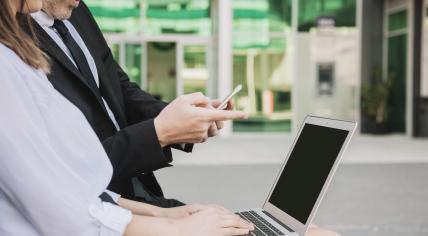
[[295, 30, 360, 126]]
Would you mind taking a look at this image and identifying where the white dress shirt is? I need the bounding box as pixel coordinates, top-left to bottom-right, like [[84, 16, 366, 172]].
[[31, 11, 120, 131], [0, 43, 131, 235]]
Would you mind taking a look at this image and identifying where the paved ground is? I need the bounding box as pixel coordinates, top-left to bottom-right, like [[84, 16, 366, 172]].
[[155, 164, 428, 236]]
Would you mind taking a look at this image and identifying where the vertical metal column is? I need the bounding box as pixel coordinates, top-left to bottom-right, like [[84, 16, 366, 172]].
[[291, 0, 299, 133], [407, 0, 415, 137], [212, 0, 233, 136], [356, 0, 363, 131], [176, 42, 184, 97]]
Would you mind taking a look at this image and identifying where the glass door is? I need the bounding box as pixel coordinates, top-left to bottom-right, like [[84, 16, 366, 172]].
[[180, 45, 210, 96], [384, 5, 408, 133], [422, 0, 428, 97]]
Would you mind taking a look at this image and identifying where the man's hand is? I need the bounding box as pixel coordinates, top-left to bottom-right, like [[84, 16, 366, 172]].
[[154, 93, 248, 147]]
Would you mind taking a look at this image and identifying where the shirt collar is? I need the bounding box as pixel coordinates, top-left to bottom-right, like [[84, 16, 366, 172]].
[[31, 11, 55, 27]]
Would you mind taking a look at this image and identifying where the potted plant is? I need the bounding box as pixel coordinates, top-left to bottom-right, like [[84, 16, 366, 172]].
[[361, 67, 393, 134]]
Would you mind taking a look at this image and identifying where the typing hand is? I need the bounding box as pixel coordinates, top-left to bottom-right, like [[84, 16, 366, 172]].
[[174, 207, 254, 236]]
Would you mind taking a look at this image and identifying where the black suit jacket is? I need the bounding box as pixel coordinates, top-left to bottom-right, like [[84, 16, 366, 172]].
[[27, 3, 192, 200]]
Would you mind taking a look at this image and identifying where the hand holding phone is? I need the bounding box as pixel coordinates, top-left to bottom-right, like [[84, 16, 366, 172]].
[[217, 84, 242, 110]]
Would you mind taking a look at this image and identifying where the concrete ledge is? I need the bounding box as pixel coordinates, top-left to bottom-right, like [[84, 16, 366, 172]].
[[171, 134, 428, 165]]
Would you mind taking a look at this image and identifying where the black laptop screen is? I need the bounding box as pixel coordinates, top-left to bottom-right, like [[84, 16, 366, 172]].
[[268, 123, 349, 224]]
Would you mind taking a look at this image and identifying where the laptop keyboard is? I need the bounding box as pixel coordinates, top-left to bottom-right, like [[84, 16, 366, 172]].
[[237, 210, 284, 236]]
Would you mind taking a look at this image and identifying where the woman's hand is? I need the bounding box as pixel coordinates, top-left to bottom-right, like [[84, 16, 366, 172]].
[[123, 206, 254, 236], [174, 207, 254, 236]]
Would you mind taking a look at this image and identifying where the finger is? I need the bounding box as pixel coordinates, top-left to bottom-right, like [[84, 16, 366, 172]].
[[226, 100, 235, 110], [208, 123, 218, 137], [215, 120, 224, 130], [201, 130, 209, 142], [211, 99, 222, 109], [202, 109, 249, 122], [222, 227, 251, 235], [220, 216, 254, 231], [182, 92, 210, 106]]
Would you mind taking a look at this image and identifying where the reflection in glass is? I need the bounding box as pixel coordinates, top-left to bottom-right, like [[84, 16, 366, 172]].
[[298, 0, 356, 31], [143, 0, 211, 35], [233, 38, 291, 132], [86, 0, 141, 34], [109, 43, 141, 86], [388, 10, 407, 32], [110, 44, 120, 62], [383, 10, 408, 133], [387, 35, 407, 133], [124, 44, 142, 85]]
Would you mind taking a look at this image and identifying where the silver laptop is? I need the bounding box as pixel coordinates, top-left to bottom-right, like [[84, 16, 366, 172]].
[[237, 116, 357, 236]]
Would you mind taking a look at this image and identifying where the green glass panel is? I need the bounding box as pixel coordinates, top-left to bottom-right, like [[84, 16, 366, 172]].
[[110, 44, 120, 61], [89, 6, 140, 18], [147, 42, 177, 102], [234, 9, 269, 19], [426, 7, 428, 27], [143, 0, 211, 35], [146, 8, 209, 19], [232, 0, 356, 35], [232, 1, 267, 49], [124, 44, 142, 86], [183, 46, 207, 95], [87, 0, 212, 35], [233, 0, 288, 37], [109, 44, 141, 86], [388, 10, 408, 32], [86, 0, 141, 33], [387, 34, 407, 133], [297, 0, 356, 31]]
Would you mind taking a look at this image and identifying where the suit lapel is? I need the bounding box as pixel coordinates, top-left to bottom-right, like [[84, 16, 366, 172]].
[[31, 20, 110, 116], [34, 23, 87, 91], [69, 19, 127, 127], [98, 68, 127, 128]]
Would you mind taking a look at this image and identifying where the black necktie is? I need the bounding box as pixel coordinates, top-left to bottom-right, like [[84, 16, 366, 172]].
[[99, 192, 118, 205], [52, 20, 99, 93]]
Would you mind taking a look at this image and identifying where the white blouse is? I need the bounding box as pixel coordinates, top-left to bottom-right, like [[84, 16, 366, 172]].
[[0, 44, 132, 235]]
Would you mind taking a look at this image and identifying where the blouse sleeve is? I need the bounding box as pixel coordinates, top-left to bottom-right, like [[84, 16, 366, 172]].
[[0, 54, 132, 236], [105, 190, 122, 203]]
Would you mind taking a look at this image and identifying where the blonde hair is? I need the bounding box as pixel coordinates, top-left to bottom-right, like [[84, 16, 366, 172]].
[[0, 0, 50, 72]]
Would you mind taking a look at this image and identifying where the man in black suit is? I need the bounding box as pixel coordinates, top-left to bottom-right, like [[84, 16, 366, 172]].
[[28, 0, 247, 207]]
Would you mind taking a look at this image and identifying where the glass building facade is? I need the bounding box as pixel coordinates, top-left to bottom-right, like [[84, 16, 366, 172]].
[[87, 0, 419, 135]]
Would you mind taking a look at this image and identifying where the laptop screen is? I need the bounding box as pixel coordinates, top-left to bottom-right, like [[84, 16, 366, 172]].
[[268, 123, 349, 224]]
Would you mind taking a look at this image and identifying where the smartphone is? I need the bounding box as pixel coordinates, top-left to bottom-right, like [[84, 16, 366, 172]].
[[217, 84, 242, 110]]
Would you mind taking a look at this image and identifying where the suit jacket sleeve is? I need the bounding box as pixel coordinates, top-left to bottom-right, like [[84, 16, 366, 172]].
[[102, 118, 174, 180], [71, 2, 193, 179]]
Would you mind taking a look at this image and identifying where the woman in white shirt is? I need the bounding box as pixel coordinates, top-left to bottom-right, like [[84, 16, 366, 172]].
[[0, 0, 254, 235]]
